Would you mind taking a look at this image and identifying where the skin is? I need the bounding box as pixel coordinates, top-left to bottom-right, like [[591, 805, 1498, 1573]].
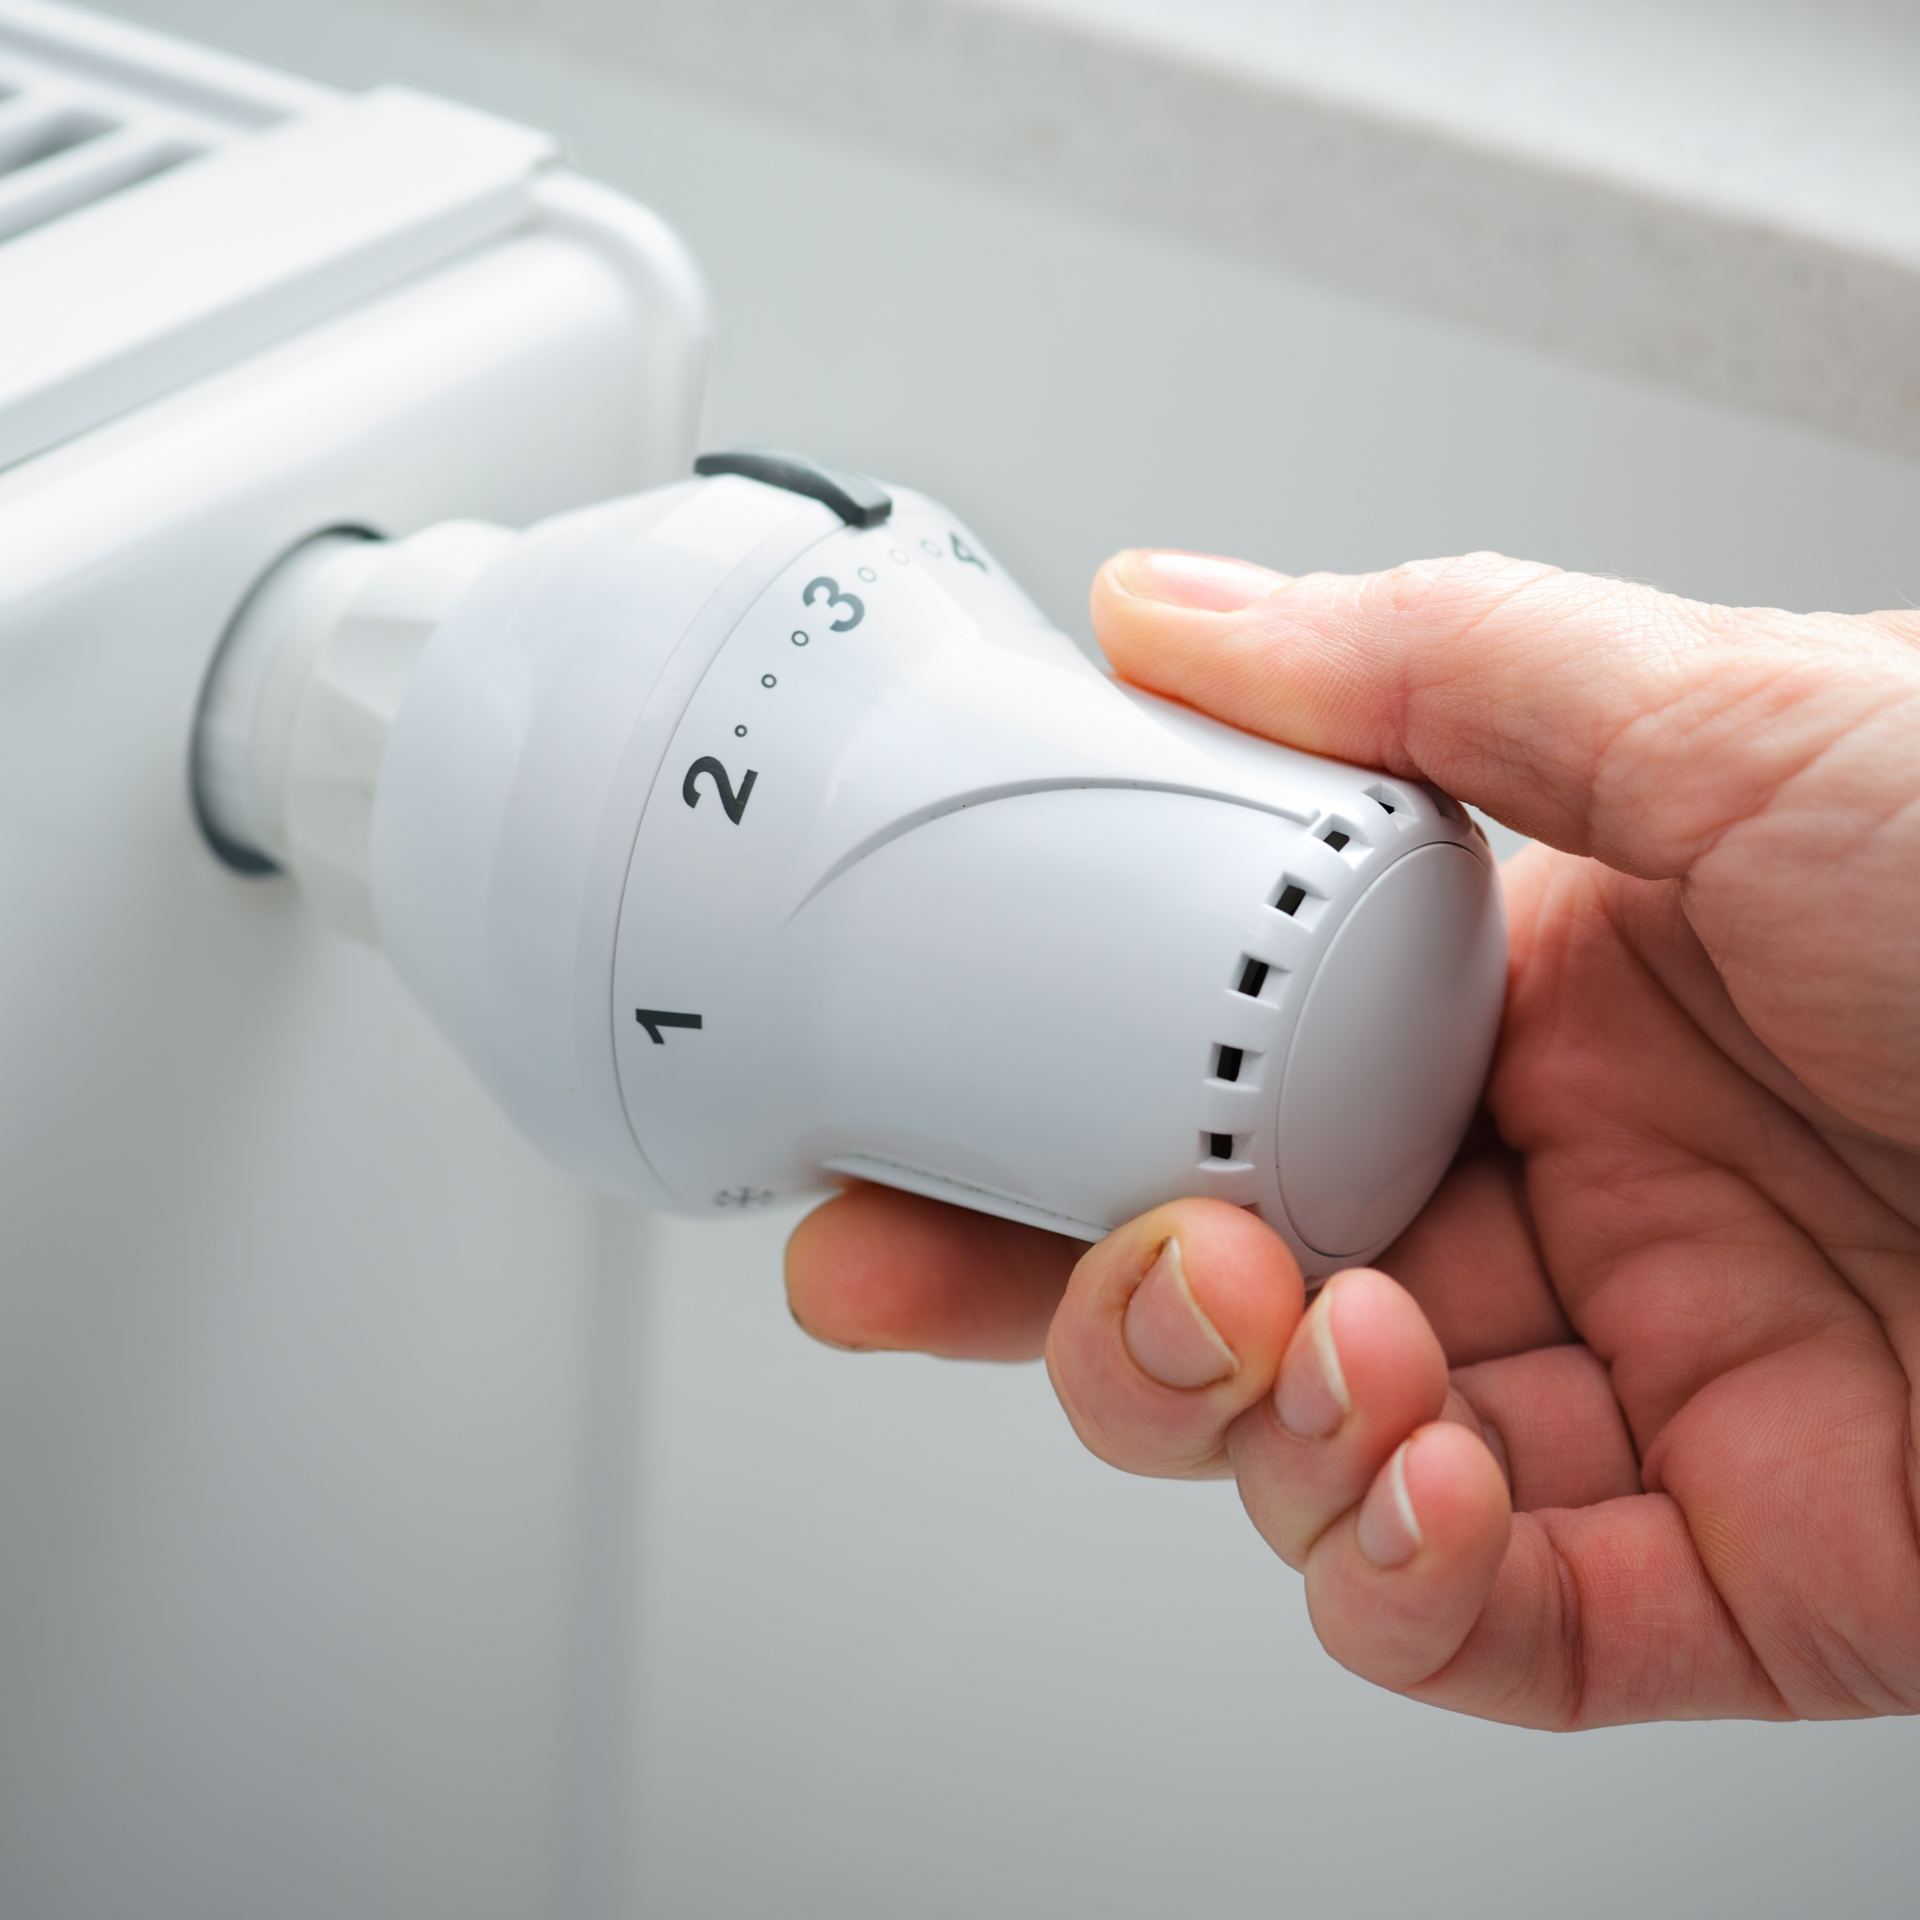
[[785, 547, 1920, 1729]]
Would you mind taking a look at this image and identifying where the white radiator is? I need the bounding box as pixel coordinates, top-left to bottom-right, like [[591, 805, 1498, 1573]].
[[0, 4, 706, 1913]]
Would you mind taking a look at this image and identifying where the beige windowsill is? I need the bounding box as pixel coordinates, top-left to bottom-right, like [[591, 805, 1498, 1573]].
[[410, 0, 1920, 461]]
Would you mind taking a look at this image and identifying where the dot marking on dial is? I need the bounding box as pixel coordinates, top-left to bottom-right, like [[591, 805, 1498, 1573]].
[[735, 724, 748, 737], [762, 674, 777, 688], [857, 566, 877, 582], [791, 630, 809, 646]]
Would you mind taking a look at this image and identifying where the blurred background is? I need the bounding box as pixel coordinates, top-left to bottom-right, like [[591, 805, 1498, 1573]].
[[15, 0, 1920, 1913]]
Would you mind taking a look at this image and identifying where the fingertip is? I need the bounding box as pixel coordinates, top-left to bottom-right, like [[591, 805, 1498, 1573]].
[[1355, 1437, 1426, 1567], [1354, 1421, 1509, 1572], [1231, 1266, 1456, 1566], [1101, 549, 1292, 614], [1400, 1419, 1515, 1562], [784, 1183, 1076, 1361], [1046, 1200, 1305, 1475], [1121, 1236, 1240, 1389], [783, 1196, 874, 1351], [1307, 1419, 1512, 1692], [1061, 1199, 1304, 1385], [1279, 1267, 1449, 1440]]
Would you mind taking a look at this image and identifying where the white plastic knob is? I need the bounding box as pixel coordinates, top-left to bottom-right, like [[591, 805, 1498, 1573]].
[[194, 521, 515, 935], [196, 468, 1506, 1275]]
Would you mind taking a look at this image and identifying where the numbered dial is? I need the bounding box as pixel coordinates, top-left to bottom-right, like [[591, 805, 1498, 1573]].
[[612, 492, 1050, 1212], [606, 480, 1498, 1264]]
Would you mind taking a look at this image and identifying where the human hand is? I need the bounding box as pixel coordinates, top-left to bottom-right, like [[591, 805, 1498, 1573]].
[[786, 547, 1920, 1726]]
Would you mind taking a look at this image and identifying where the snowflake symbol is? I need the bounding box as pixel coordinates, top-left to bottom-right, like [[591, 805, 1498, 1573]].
[[713, 1186, 776, 1210]]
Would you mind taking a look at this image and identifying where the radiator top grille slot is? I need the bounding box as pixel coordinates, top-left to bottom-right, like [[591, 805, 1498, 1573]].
[[0, 0, 334, 249], [0, 103, 111, 174]]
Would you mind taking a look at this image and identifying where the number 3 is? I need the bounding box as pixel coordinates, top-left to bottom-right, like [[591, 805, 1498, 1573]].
[[802, 576, 865, 632]]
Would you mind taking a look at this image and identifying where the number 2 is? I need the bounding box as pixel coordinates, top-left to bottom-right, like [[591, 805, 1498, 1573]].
[[802, 576, 864, 631], [683, 756, 757, 823]]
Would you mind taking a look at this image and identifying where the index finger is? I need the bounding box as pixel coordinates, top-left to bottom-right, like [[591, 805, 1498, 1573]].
[[1091, 549, 1910, 879]]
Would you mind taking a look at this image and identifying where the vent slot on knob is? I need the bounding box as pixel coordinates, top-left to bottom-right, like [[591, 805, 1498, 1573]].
[[1208, 1133, 1235, 1162], [1234, 957, 1269, 998], [1316, 815, 1369, 858], [1215, 1044, 1244, 1084]]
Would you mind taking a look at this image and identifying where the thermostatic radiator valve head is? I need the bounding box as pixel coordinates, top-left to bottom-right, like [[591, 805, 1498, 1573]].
[[194, 452, 1507, 1273]]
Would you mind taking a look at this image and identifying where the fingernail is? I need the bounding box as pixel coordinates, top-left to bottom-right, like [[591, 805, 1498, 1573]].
[[1123, 1238, 1238, 1389], [1356, 1441, 1424, 1569], [1275, 1290, 1350, 1438], [1115, 549, 1288, 613]]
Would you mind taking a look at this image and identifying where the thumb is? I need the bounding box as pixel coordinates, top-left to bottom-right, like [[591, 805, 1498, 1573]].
[[1092, 548, 1918, 879]]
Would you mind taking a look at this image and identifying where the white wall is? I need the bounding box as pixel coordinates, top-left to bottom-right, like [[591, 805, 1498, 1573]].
[[80, 3, 1920, 1915]]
